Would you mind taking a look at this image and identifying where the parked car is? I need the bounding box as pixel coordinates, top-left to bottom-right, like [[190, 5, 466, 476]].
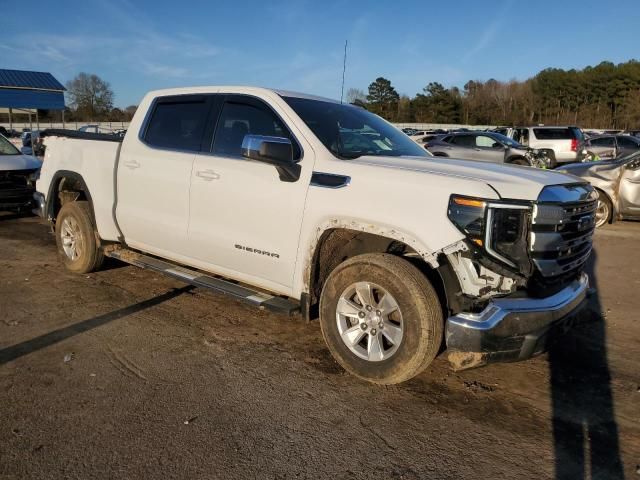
[[36, 86, 595, 384], [0, 134, 40, 212], [78, 124, 116, 134], [584, 135, 640, 161], [493, 126, 586, 167], [557, 151, 640, 227], [426, 131, 534, 166], [20, 130, 45, 156]]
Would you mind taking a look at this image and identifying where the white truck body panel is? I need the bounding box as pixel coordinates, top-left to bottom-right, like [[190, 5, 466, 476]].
[[38, 85, 585, 299]]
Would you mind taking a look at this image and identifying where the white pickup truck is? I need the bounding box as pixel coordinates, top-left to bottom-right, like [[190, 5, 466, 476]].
[[35, 86, 597, 384]]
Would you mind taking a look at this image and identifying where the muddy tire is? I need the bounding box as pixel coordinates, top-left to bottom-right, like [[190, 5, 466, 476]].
[[595, 190, 612, 228], [55, 201, 104, 274], [319, 253, 443, 384]]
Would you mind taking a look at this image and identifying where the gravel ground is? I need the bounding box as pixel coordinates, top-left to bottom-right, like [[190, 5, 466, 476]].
[[0, 215, 638, 479]]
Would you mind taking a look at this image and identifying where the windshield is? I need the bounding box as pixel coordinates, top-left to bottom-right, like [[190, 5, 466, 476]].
[[490, 132, 524, 148], [615, 150, 640, 164], [0, 135, 20, 155], [282, 96, 428, 159]]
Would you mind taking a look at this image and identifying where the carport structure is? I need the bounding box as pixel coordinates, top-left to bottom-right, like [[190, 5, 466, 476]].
[[0, 68, 66, 131]]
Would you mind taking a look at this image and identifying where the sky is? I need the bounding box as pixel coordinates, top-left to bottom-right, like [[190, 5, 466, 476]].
[[1, 0, 638, 108]]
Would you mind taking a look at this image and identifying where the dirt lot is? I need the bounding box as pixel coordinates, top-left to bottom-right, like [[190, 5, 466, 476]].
[[0, 215, 638, 479]]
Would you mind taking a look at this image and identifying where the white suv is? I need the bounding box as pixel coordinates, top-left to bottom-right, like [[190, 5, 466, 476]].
[[494, 126, 586, 167]]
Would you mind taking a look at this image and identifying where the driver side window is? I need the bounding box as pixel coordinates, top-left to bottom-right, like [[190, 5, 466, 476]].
[[475, 135, 500, 148], [212, 100, 300, 159]]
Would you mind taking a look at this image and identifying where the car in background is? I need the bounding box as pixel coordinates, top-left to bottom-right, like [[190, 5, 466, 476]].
[[584, 135, 640, 161], [426, 131, 533, 165], [78, 124, 116, 134], [493, 126, 586, 167], [20, 130, 46, 157], [0, 134, 40, 212], [557, 151, 640, 227]]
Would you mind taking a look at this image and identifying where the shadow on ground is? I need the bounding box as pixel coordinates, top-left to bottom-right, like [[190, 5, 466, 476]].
[[549, 250, 624, 479], [0, 286, 193, 366]]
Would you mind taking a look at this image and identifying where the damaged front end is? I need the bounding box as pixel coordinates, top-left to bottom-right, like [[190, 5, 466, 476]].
[[440, 187, 595, 370]]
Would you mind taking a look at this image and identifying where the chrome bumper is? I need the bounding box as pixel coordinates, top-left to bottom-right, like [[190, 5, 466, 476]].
[[32, 191, 45, 218], [445, 273, 589, 370]]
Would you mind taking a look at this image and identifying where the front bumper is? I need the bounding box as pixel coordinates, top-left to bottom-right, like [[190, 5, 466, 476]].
[[445, 272, 589, 370]]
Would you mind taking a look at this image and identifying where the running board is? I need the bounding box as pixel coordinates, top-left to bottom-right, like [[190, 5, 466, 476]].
[[105, 248, 300, 315]]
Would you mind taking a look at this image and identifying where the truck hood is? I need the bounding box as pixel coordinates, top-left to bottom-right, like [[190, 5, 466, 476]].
[[353, 155, 582, 200], [0, 153, 41, 171]]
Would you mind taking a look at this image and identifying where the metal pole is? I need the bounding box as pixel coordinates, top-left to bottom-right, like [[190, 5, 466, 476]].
[[62, 109, 65, 129], [8, 108, 12, 133], [36, 110, 40, 131]]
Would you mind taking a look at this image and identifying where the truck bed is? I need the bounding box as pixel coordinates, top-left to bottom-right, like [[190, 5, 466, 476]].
[[39, 134, 121, 242]]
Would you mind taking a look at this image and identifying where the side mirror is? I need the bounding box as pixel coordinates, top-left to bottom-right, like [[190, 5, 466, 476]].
[[241, 135, 301, 182]]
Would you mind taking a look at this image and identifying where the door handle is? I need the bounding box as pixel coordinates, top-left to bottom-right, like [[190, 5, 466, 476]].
[[123, 160, 140, 169], [196, 169, 220, 181]]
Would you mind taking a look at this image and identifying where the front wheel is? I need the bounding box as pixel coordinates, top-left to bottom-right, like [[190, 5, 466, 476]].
[[319, 253, 443, 384], [594, 190, 612, 228]]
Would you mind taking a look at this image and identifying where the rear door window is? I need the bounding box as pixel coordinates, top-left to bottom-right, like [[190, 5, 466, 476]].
[[533, 128, 574, 140], [144, 95, 211, 151], [449, 135, 474, 147]]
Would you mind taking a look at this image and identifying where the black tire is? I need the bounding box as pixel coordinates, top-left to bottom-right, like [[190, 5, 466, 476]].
[[319, 253, 443, 384], [595, 190, 612, 228], [55, 201, 104, 273]]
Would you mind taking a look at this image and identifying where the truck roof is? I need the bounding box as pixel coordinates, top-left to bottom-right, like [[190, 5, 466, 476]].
[[145, 86, 340, 104]]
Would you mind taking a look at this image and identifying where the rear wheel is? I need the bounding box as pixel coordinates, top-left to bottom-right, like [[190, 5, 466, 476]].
[[319, 253, 443, 384], [55, 201, 104, 273], [594, 190, 612, 228]]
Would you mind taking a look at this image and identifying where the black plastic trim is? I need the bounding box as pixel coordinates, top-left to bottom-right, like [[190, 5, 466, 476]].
[[310, 172, 350, 188]]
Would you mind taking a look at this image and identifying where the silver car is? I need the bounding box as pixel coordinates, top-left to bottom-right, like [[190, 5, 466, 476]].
[[426, 131, 532, 165], [556, 152, 640, 227], [584, 134, 640, 161], [0, 134, 41, 212]]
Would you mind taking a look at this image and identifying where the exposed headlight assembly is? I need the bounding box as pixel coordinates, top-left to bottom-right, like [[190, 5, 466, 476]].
[[447, 195, 531, 271]]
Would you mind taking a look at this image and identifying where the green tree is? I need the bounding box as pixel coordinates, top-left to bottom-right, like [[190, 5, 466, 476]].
[[366, 77, 399, 120]]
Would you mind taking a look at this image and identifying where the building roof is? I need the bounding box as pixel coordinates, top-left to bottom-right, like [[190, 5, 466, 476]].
[[0, 69, 65, 91], [0, 69, 65, 110]]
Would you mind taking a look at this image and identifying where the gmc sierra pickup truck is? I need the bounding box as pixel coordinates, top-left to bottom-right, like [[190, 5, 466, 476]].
[[35, 86, 596, 384]]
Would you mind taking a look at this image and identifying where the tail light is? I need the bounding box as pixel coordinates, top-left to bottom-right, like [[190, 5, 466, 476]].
[[570, 138, 578, 151]]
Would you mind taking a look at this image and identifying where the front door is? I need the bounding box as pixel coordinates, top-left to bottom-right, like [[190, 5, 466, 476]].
[[187, 95, 313, 293], [619, 158, 640, 215]]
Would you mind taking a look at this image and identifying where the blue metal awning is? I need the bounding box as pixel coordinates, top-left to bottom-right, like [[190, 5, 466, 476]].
[[0, 69, 65, 110]]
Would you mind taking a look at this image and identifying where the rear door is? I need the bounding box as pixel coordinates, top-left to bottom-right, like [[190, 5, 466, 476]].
[[446, 134, 476, 159], [186, 94, 313, 292], [116, 94, 213, 257]]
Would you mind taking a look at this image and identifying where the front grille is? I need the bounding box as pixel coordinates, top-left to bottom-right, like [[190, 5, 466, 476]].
[[0, 169, 36, 208], [530, 184, 596, 278]]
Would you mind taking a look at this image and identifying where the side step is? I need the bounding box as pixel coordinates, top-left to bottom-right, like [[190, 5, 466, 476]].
[[105, 248, 300, 316]]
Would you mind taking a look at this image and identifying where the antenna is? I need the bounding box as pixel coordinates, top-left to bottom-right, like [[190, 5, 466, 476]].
[[340, 40, 348, 104]]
